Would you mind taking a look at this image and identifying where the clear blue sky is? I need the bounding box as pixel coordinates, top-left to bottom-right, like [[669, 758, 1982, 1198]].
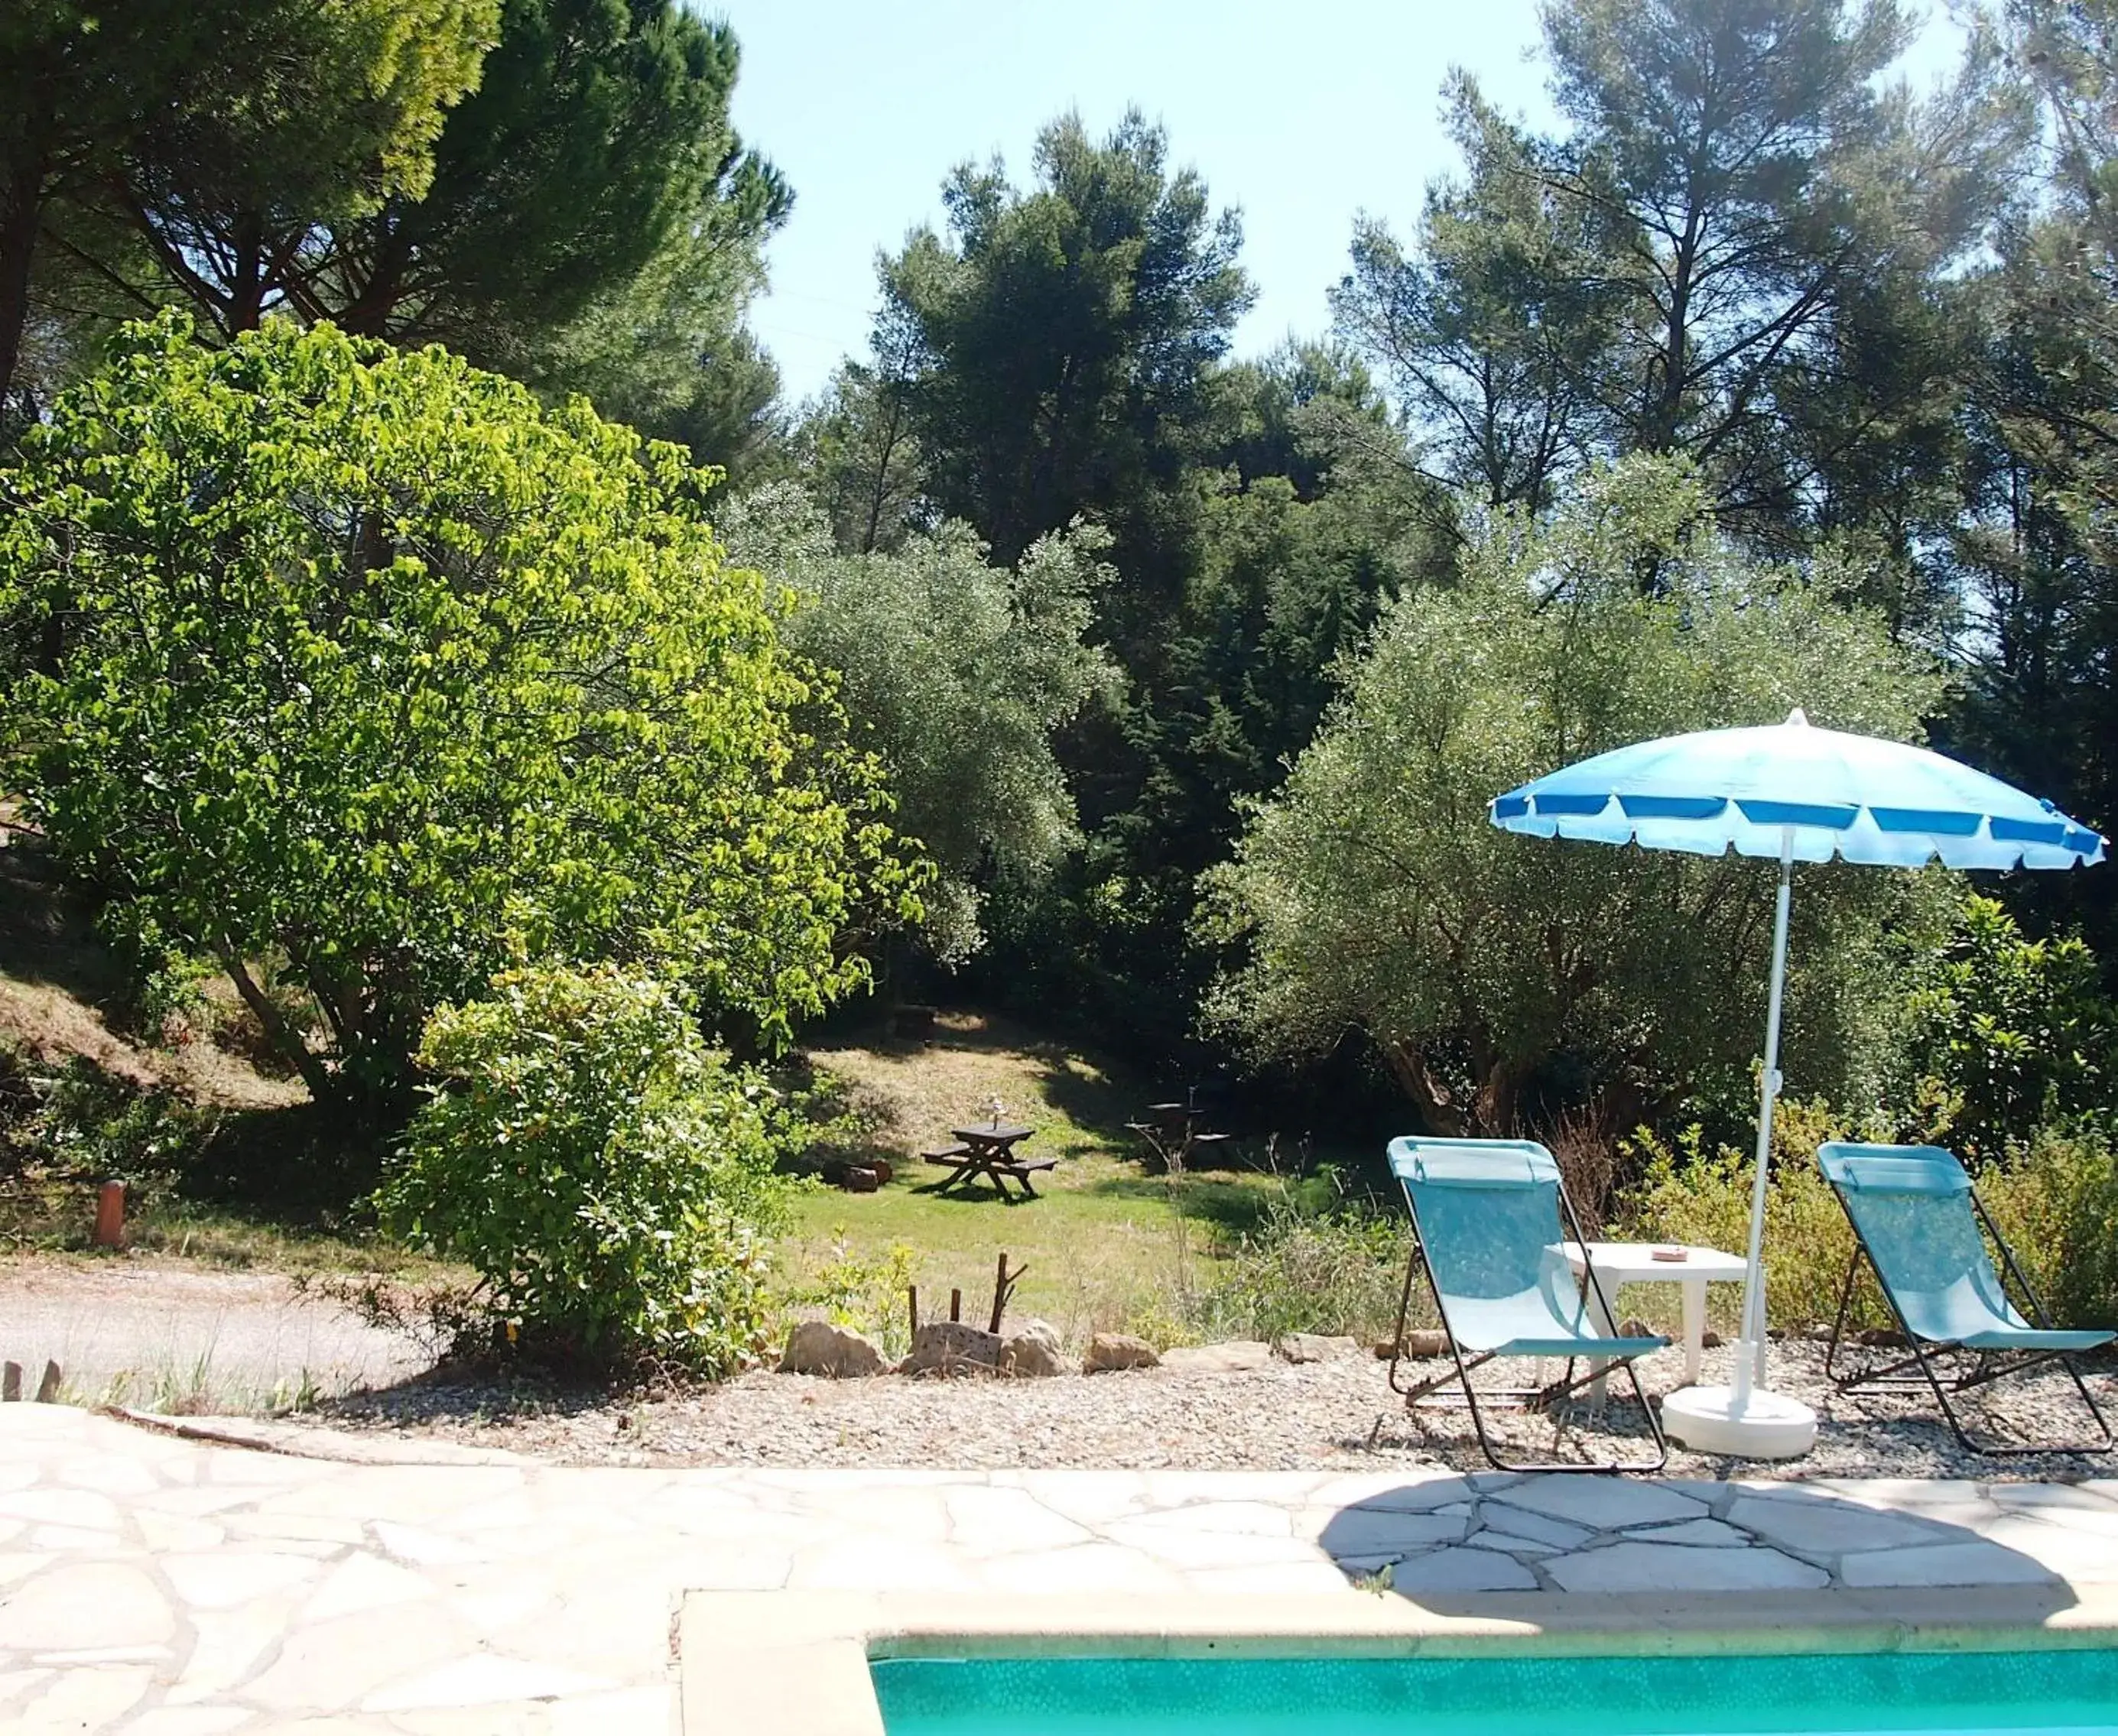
[[710, 2, 1970, 404]]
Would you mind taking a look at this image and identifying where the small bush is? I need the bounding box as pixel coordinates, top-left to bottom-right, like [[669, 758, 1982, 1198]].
[[1191, 1173, 1425, 1345], [775, 1236, 914, 1355], [1978, 1119, 2118, 1330], [378, 964, 796, 1374], [118, 950, 217, 1049], [1616, 1096, 2118, 1336], [0, 1044, 216, 1184], [780, 1231, 918, 1357], [1612, 1097, 1883, 1332]]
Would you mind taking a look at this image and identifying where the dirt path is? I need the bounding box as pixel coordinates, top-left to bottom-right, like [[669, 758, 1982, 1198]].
[[0, 1257, 431, 1407]]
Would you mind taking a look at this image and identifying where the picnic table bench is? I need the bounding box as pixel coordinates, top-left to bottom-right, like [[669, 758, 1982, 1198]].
[[1126, 1098, 1233, 1171], [921, 1124, 1056, 1200]]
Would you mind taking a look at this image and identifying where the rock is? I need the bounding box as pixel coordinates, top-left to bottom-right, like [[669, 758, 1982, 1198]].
[[1375, 1328, 1450, 1360], [902, 1319, 1002, 1377], [1000, 1319, 1065, 1378], [1802, 1323, 1838, 1343], [1161, 1340, 1272, 1373], [1276, 1334, 1359, 1364], [842, 1167, 879, 1193], [778, 1320, 885, 1378], [1701, 1328, 1724, 1348], [1082, 1332, 1160, 1373]]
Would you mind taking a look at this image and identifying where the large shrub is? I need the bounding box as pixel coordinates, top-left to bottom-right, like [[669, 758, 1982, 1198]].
[[0, 315, 913, 1117], [1612, 1099, 2118, 1335], [1897, 896, 2116, 1160], [1207, 456, 1952, 1137], [1980, 1119, 2118, 1331], [378, 964, 794, 1371]]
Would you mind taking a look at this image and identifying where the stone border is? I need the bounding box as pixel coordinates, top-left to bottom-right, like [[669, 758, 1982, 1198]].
[[107, 1405, 535, 1465], [678, 1585, 2118, 1735]]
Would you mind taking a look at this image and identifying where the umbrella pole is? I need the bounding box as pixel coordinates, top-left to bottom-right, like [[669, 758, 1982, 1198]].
[[1733, 827, 1795, 1409]]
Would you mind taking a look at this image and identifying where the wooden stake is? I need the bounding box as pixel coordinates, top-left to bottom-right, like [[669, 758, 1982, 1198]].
[[987, 1252, 1026, 1334], [34, 1361, 60, 1403], [2, 1362, 19, 1402], [948, 1287, 961, 1323], [907, 1285, 918, 1345], [93, 1180, 126, 1248]]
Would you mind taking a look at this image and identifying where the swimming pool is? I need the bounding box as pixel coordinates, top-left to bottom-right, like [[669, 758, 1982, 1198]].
[[870, 1649, 2118, 1736]]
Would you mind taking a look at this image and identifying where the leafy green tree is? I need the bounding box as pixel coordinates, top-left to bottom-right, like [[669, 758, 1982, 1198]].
[[117, 0, 496, 333], [0, 316, 911, 1117], [1899, 895, 2116, 1160], [1944, 0, 2118, 972], [791, 304, 929, 555], [720, 484, 1115, 962], [1333, 76, 1615, 512], [532, 215, 788, 484], [382, 962, 794, 1371], [1, 2, 139, 419], [880, 109, 1253, 575], [1341, 0, 2029, 555], [1206, 456, 1951, 1138], [5, 2, 476, 415], [97, 0, 786, 463], [294, 0, 785, 379], [966, 346, 1450, 1057], [1064, 394, 1446, 1040]]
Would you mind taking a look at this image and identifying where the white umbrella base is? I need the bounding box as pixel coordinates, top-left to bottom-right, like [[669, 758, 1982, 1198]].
[[1661, 1384, 1818, 1459]]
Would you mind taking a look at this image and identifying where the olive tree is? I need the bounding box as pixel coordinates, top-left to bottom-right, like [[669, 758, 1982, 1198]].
[[720, 483, 1114, 961], [1206, 456, 1952, 1138], [0, 315, 913, 1117]]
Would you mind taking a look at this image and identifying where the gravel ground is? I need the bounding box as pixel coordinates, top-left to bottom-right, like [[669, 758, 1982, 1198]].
[[304, 1337, 2118, 1481], [0, 1258, 430, 1405]]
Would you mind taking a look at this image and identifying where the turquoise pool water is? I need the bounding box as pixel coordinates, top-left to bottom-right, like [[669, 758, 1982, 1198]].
[[871, 1649, 2118, 1736]]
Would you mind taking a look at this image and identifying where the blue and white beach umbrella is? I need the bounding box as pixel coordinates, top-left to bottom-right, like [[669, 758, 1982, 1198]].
[[1489, 709, 2106, 1456]]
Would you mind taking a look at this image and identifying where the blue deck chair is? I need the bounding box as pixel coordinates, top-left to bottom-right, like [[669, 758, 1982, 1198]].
[[1387, 1137, 1669, 1472], [1818, 1142, 2112, 1455]]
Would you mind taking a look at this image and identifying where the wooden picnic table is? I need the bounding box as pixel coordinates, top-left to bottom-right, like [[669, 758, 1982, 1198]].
[[1125, 1099, 1233, 1171], [921, 1124, 1056, 1200]]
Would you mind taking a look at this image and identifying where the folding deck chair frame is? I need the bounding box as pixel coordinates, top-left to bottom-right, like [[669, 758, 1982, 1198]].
[[1818, 1141, 2113, 1457], [1385, 1137, 1670, 1474]]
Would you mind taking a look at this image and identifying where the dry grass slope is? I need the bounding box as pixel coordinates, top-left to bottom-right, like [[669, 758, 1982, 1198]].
[[0, 818, 301, 1111]]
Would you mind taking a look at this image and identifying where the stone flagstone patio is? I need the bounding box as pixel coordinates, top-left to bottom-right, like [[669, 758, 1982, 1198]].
[[2, 1404, 2116, 1731]]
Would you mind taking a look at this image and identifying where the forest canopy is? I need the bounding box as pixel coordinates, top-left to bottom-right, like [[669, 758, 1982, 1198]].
[[3, 0, 2115, 1157]]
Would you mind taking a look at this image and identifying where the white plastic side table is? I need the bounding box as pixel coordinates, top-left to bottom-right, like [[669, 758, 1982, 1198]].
[[1549, 1241, 1763, 1389]]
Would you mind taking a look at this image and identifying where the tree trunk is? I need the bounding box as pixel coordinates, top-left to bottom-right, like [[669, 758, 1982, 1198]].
[[330, 217, 414, 339], [216, 947, 336, 1105], [862, 388, 907, 555], [1472, 1061, 1525, 1139], [1380, 1038, 1465, 1137], [1645, 202, 1702, 457], [226, 210, 266, 333], [0, 128, 53, 420]]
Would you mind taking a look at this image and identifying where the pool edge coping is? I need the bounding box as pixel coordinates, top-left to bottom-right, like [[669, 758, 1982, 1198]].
[[677, 1584, 2118, 1735]]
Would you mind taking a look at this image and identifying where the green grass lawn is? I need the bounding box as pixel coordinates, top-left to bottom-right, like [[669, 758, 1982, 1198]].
[[776, 1011, 1285, 1350], [784, 1152, 1279, 1350]]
